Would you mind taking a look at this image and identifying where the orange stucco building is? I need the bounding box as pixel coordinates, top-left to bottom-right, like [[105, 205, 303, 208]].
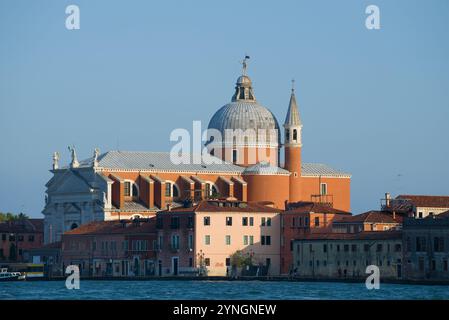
[[43, 61, 351, 244]]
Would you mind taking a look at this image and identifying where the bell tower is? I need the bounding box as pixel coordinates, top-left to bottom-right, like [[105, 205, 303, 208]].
[[284, 80, 303, 202]]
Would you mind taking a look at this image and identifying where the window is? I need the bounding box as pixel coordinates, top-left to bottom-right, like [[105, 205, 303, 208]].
[[232, 149, 238, 163], [242, 217, 248, 226], [320, 183, 327, 196], [314, 217, 320, 227], [376, 244, 383, 252], [249, 217, 254, 226], [395, 244, 402, 252], [204, 235, 211, 245], [261, 218, 266, 226], [226, 258, 231, 266], [267, 217, 272, 226], [416, 237, 427, 252], [434, 237, 445, 252], [205, 258, 210, 266], [249, 235, 254, 245], [293, 129, 297, 141], [18, 235, 24, 242], [323, 244, 327, 253], [243, 235, 248, 245], [189, 257, 193, 267], [188, 234, 193, 250], [351, 244, 357, 252], [337, 245, 340, 252], [226, 217, 232, 226], [124, 181, 131, 196], [70, 223, 78, 230], [1, 234, 5, 241], [344, 244, 349, 252], [165, 183, 172, 197], [261, 235, 271, 246], [170, 217, 180, 229], [304, 217, 309, 226], [418, 212, 423, 219], [285, 129, 290, 142], [364, 244, 370, 252], [171, 235, 179, 250], [204, 216, 210, 226], [225, 235, 231, 245], [431, 259, 436, 271], [187, 216, 194, 228]]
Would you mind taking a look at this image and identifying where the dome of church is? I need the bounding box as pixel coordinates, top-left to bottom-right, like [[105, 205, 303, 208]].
[[207, 70, 281, 146]]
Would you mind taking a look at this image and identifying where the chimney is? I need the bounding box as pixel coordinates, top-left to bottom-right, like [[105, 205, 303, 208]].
[[385, 192, 391, 207]]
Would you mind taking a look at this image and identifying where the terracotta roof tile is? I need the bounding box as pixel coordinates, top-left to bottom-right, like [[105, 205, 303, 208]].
[[285, 202, 351, 215], [64, 219, 156, 236], [159, 200, 281, 214], [396, 195, 449, 208], [334, 210, 402, 224]]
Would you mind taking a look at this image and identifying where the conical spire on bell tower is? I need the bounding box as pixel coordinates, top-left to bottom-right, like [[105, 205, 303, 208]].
[[283, 79, 303, 147], [284, 79, 303, 202]]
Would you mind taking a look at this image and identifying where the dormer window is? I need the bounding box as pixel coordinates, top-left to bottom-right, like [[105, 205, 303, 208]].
[[165, 181, 180, 198], [124, 180, 139, 198]]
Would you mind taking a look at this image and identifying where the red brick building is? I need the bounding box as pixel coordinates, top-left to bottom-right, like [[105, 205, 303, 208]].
[[0, 219, 43, 262]]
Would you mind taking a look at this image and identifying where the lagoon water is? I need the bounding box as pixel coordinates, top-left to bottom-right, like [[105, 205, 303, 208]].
[[1, 280, 449, 300]]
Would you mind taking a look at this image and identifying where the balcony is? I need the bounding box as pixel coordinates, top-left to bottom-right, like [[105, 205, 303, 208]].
[[310, 194, 333, 206]]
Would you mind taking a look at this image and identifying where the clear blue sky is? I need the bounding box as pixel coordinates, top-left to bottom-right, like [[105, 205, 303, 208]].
[[1, 0, 448, 217]]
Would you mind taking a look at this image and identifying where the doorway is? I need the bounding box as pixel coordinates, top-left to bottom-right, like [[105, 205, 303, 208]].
[[172, 257, 179, 276]]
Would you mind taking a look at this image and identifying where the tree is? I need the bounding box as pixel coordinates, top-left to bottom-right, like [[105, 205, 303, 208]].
[[0, 212, 29, 222]]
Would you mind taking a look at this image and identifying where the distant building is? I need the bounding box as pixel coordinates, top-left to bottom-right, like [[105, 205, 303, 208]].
[[292, 231, 403, 280], [393, 195, 449, 219], [61, 219, 157, 277], [403, 210, 449, 281], [332, 210, 403, 233], [280, 202, 351, 274], [0, 219, 43, 262], [43, 61, 351, 244], [156, 200, 281, 277]]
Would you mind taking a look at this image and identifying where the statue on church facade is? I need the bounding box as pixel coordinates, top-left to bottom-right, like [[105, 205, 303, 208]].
[[52, 151, 60, 170], [68, 145, 79, 168]]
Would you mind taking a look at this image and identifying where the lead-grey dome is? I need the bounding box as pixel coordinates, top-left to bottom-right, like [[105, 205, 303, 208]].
[[207, 73, 281, 146]]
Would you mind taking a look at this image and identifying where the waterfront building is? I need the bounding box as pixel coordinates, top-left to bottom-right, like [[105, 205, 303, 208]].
[[43, 60, 351, 244], [156, 199, 281, 276], [61, 219, 157, 277], [0, 219, 43, 263], [402, 210, 449, 281], [393, 195, 449, 219], [280, 201, 351, 274], [292, 231, 403, 280], [331, 210, 403, 233]]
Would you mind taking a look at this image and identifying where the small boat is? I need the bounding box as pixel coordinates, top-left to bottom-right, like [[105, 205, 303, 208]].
[[0, 268, 26, 281]]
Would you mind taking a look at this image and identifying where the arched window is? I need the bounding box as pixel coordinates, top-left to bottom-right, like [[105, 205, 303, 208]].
[[293, 129, 297, 141]]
